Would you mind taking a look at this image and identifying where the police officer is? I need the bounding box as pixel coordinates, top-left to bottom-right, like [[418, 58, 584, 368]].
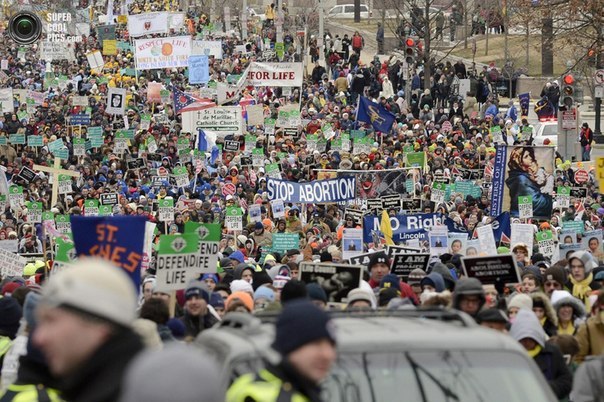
[[227, 300, 337, 402]]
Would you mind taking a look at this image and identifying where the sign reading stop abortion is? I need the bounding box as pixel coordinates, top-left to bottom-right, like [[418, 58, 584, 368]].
[[267, 176, 356, 204]]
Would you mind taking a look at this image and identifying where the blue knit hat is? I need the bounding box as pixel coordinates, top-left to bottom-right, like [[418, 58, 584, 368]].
[[254, 286, 275, 302], [184, 281, 210, 303], [272, 300, 336, 356]]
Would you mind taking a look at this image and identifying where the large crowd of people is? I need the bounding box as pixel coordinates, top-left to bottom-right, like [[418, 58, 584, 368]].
[[0, 0, 602, 401]]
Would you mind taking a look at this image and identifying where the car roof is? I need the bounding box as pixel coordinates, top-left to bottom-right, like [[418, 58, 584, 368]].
[[197, 309, 524, 356]]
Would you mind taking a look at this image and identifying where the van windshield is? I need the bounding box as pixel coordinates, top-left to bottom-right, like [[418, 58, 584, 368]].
[[321, 350, 553, 402]]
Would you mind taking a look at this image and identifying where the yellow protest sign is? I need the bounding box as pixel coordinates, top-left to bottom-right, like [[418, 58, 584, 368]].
[[596, 157, 604, 192], [117, 15, 128, 24], [103, 39, 117, 56]]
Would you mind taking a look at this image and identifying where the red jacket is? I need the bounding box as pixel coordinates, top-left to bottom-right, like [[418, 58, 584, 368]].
[[368, 278, 419, 305]]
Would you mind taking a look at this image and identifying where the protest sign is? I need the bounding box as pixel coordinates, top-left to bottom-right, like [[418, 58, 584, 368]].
[[272, 233, 299, 252], [0, 248, 27, 277], [581, 229, 604, 261], [562, 220, 584, 234], [225, 206, 243, 231], [84, 199, 99, 216], [172, 166, 189, 187], [224, 140, 240, 152], [0, 88, 14, 113], [347, 251, 378, 266], [8, 185, 24, 210], [18, 166, 36, 183], [381, 194, 401, 210], [249, 204, 262, 223], [39, 41, 76, 61], [363, 213, 442, 243], [106, 87, 126, 115], [181, 107, 243, 134], [71, 216, 146, 289], [134, 36, 192, 70], [183, 222, 221, 274], [431, 182, 446, 204], [298, 262, 363, 303], [476, 224, 498, 256], [58, 175, 73, 194], [344, 208, 364, 226], [511, 223, 534, 257], [559, 243, 581, 262], [127, 12, 171, 36], [0, 240, 18, 253], [155, 233, 202, 291], [428, 225, 448, 255], [100, 193, 119, 206], [271, 199, 285, 218], [267, 176, 356, 204], [54, 215, 71, 235], [518, 195, 533, 219], [342, 228, 364, 260], [390, 253, 430, 281], [191, 40, 223, 58], [53, 237, 77, 273], [188, 55, 209, 84], [536, 230, 555, 258], [462, 254, 520, 285], [556, 186, 570, 208], [27, 202, 42, 223], [158, 198, 175, 222], [246, 62, 303, 87]]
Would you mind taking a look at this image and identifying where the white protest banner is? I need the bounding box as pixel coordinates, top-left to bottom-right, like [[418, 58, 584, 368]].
[[134, 36, 191, 70], [39, 41, 76, 61], [191, 40, 223, 59], [271, 199, 285, 218], [181, 106, 243, 134], [72, 95, 89, 107], [267, 177, 356, 204], [342, 228, 364, 260], [86, 51, 104, 74], [0, 88, 14, 114], [476, 224, 498, 256], [106, 87, 126, 115], [127, 12, 170, 37], [155, 233, 202, 291], [0, 248, 27, 277], [511, 223, 534, 257], [246, 62, 303, 87], [246, 104, 265, 126]]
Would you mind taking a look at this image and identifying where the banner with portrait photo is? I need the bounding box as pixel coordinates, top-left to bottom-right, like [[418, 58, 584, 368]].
[[106, 87, 126, 115], [491, 146, 555, 219], [581, 229, 604, 262]]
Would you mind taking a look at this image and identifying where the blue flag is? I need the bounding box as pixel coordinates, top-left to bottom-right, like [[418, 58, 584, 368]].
[[356, 96, 396, 133], [70, 216, 147, 291], [198, 129, 209, 152]]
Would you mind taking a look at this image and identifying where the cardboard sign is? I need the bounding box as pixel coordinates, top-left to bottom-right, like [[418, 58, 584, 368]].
[[461, 254, 520, 285], [0, 248, 27, 277], [390, 253, 430, 281], [298, 262, 363, 303]]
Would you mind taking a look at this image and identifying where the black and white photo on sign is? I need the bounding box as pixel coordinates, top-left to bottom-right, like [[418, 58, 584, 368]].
[[106, 88, 126, 115]]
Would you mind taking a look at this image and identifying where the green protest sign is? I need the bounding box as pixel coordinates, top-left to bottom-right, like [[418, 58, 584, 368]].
[[84, 199, 99, 216], [27, 202, 42, 223], [27, 135, 44, 147], [272, 233, 299, 252], [184, 222, 221, 274], [406, 152, 425, 168], [8, 134, 25, 145], [54, 214, 71, 234], [156, 233, 202, 291], [225, 206, 243, 231], [518, 196, 533, 219], [158, 198, 175, 222]]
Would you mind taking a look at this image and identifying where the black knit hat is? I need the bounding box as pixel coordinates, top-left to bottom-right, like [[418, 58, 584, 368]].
[[367, 252, 390, 271], [272, 300, 336, 356], [0, 297, 22, 339]]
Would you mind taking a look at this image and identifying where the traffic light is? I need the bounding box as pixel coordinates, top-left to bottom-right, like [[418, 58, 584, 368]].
[[405, 37, 416, 64], [561, 73, 575, 108]]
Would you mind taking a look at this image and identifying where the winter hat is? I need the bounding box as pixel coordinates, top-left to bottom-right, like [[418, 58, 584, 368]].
[[510, 309, 547, 347], [476, 308, 509, 324], [280, 279, 308, 304], [346, 288, 376, 309], [420, 272, 445, 292], [272, 300, 336, 356], [367, 252, 390, 271], [39, 258, 137, 327], [226, 291, 254, 312], [568, 250, 598, 274], [550, 290, 586, 317], [272, 275, 291, 290], [378, 287, 401, 307], [166, 318, 186, 339], [1, 281, 22, 296], [306, 283, 328, 304], [507, 293, 533, 312], [0, 297, 22, 338], [543, 266, 566, 286], [23, 291, 41, 329], [254, 285, 275, 302], [184, 281, 210, 303], [379, 274, 400, 290], [229, 250, 245, 264], [201, 273, 219, 284], [209, 292, 225, 309], [230, 279, 253, 294], [407, 268, 427, 285], [119, 345, 222, 402]]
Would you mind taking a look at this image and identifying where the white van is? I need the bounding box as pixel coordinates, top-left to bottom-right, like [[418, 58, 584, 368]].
[[327, 4, 371, 19]]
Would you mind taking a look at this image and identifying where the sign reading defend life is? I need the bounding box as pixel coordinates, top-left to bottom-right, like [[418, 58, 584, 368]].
[[156, 233, 202, 291]]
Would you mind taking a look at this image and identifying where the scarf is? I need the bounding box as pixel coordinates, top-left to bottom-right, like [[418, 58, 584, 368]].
[[527, 344, 542, 359], [569, 272, 593, 302]]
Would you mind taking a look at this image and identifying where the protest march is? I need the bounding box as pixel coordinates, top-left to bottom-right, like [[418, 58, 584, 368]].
[[0, 0, 602, 401]]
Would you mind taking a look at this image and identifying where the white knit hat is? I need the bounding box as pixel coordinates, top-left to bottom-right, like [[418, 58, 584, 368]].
[[507, 293, 533, 312], [40, 258, 137, 326]]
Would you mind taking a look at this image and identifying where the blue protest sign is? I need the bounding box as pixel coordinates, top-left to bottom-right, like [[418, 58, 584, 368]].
[[267, 176, 356, 204], [363, 213, 443, 243], [188, 55, 209, 84], [71, 216, 147, 290]]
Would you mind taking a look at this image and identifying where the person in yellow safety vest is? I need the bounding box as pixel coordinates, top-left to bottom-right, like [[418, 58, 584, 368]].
[[0, 384, 63, 402], [227, 300, 337, 402], [0, 298, 23, 372]]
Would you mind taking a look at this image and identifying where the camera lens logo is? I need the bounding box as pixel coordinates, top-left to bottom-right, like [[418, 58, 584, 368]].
[[8, 12, 42, 45]]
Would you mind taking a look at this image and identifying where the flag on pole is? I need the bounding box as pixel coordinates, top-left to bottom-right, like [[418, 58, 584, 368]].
[[380, 209, 394, 246], [196, 129, 216, 152], [357, 96, 396, 133]]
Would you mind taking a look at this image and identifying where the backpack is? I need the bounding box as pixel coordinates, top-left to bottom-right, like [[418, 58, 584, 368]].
[[352, 35, 363, 49]]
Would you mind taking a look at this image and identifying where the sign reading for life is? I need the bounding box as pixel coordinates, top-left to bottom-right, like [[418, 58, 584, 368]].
[[246, 62, 303, 87]]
